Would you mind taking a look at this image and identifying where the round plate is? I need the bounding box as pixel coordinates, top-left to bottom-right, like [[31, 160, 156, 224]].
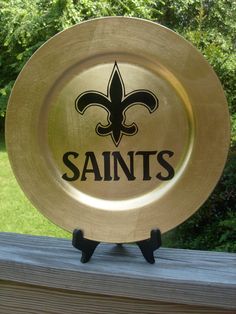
[[6, 17, 230, 243]]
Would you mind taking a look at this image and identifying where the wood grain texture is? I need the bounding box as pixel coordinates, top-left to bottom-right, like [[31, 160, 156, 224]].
[[0, 281, 235, 314], [0, 232, 236, 313]]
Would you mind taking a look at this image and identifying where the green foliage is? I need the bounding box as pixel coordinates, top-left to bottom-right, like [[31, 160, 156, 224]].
[[0, 0, 235, 250]]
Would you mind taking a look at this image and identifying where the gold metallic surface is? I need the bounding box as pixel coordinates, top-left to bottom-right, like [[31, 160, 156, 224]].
[[6, 17, 230, 243]]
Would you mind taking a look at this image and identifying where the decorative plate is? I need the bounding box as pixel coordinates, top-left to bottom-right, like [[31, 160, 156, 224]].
[[6, 17, 230, 242]]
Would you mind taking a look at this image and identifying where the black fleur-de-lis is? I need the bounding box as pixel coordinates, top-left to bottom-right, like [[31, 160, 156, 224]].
[[75, 62, 159, 146]]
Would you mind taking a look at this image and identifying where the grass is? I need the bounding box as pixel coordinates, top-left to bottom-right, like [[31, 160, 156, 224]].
[[0, 133, 70, 238]]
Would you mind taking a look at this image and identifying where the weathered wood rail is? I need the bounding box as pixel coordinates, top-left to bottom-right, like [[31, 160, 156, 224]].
[[0, 232, 235, 313]]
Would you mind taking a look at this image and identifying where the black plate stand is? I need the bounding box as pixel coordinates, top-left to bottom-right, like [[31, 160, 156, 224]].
[[72, 229, 162, 264]]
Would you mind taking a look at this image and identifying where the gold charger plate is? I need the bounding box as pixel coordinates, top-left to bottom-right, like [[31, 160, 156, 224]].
[[6, 17, 230, 243]]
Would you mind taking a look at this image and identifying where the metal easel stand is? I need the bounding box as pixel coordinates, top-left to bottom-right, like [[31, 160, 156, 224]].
[[72, 229, 162, 264]]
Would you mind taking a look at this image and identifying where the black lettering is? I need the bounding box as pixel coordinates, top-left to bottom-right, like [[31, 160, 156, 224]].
[[102, 152, 112, 181], [156, 150, 175, 181], [62, 152, 80, 181], [112, 151, 136, 181], [81, 152, 102, 181], [136, 151, 157, 180]]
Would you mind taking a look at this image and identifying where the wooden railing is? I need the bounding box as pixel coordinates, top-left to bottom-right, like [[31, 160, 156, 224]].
[[0, 232, 235, 313]]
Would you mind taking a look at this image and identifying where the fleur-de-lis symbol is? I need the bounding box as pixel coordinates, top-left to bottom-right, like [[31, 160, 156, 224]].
[[75, 62, 159, 146]]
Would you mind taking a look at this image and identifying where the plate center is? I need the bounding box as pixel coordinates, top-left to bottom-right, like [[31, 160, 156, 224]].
[[46, 60, 193, 203]]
